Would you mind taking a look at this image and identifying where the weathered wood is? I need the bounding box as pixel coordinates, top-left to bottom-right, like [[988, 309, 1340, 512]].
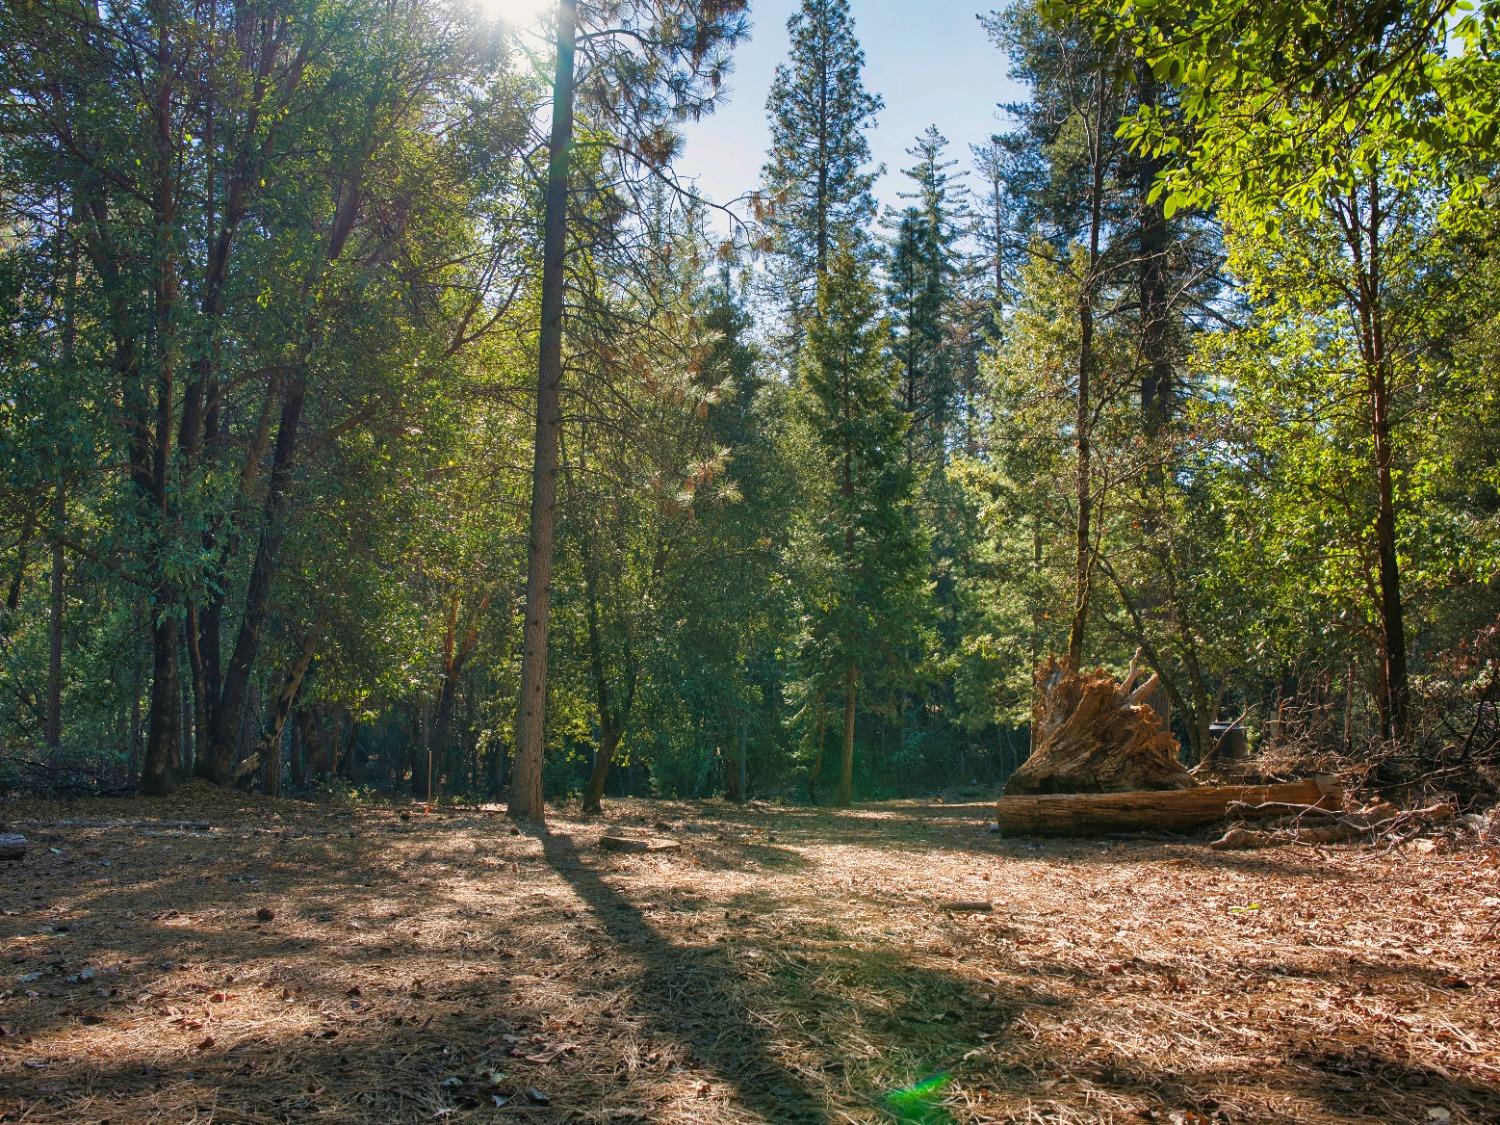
[[1007, 652, 1192, 795], [0, 832, 27, 861], [1211, 799, 1451, 850], [994, 778, 1339, 836], [598, 835, 680, 854]]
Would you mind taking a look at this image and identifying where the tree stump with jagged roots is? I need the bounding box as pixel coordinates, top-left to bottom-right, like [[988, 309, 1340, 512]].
[[1005, 651, 1192, 795]]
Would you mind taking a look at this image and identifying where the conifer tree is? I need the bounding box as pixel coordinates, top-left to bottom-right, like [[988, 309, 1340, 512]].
[[798, 247, 928, 807], [762, 0, 882, 344], [885, 127, 962, 467], [508, 0, 748, 823]]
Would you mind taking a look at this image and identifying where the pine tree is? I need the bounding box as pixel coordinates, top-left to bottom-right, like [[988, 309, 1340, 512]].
[[508, 0, 748, 823], [885, 127, 962, 467], [798, 247, 928, 807], [762, 0, 882, 345]]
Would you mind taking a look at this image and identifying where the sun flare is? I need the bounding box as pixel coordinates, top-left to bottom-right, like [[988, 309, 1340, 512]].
[[473, 0, 551, 27]]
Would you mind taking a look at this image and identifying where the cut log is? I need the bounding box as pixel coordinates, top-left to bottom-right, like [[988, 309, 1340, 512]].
[[1007, 652, 1191, 795], [598, 835, 680, 854], [994, 778, 1340, 836], [0, 832, 27, 861]]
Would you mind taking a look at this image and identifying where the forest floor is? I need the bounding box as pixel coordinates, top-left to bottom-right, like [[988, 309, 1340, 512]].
[[1, 788, 1497, 1125]]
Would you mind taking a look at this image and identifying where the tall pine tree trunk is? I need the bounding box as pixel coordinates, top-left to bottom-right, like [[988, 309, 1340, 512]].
[[141, 613, 180, 795], [510, 0, 578, 823], [139, 19, 182, 795], [837, 666, 856, 807], [1065, 79, 1108, 673]]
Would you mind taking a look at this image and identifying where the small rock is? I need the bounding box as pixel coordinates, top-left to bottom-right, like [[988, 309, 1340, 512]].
[[525, 1087, 550, 1106]]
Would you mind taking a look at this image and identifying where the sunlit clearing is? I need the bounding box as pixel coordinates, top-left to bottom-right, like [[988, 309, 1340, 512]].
[[473, 0, 551, 27]]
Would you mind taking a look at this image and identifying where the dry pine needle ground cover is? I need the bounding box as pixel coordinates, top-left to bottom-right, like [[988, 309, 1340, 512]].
[[1, 788, 1497, 1124]]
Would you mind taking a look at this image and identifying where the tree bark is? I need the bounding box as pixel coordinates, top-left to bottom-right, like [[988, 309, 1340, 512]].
[[137, 12, 183, 795], [806, 694, 826, 803], [837, 666, 856, 807], [203, 373, 306, 783], [260, 637, 314, 798], [1065, 77, 1108, 673], [996, 778, 1338, 836], [581, 725, 621, 815], [46, 481, 64, 751], [140, 611, 180, 796], [1135, 61, 1172, 433], [1365, 181, 1408, 744], [510, 0, 578, 824], [1337, 173, 1409, 744]]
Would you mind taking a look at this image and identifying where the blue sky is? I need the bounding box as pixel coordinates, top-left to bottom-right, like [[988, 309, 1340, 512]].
[[675, 0, 1029, 220]]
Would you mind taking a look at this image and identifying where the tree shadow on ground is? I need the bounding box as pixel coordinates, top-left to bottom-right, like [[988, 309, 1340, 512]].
[[534, 827, 1045, 1124], [3, 800, 1494, 1124]]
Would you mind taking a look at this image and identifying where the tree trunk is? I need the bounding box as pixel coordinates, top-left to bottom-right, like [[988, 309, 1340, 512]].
[[996, 778, 1338, 836], [140, 612, 180, 796], [289, 711, 306, 789], [738, 717, 748, 802], [259, 637, 314, 798], [581, 726, 621, 815], [1135, 61, 1172, 433], [1065, 77, 1109, 674], [837, 667, 856, 807], [806, 694, 826, 803], [510, 0, 578, 825], [136, 21, 183, 795], [340, 716, 359, 782], [204, 374, 307, 783], [45, 480, 64, 750]]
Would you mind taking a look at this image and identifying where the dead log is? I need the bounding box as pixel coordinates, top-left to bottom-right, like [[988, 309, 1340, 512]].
[[1209, 799, 1448, 850], [994, 778, 1339, 836], [0, 832, 27, 861], [1211, 824, 1358, 849], [598, 835, 680, 854], [1006, 652, 1191, 795]]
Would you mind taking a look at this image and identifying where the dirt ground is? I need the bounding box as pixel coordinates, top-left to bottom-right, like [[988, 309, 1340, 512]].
[[1, 789, 1497, 1124]]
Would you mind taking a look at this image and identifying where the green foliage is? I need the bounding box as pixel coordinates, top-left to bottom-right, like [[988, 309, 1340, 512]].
[[789, 247, 930, 786]]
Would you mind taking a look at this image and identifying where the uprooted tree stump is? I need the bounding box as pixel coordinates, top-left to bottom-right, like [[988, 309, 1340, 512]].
[[1005, 652, 1191, 796]]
